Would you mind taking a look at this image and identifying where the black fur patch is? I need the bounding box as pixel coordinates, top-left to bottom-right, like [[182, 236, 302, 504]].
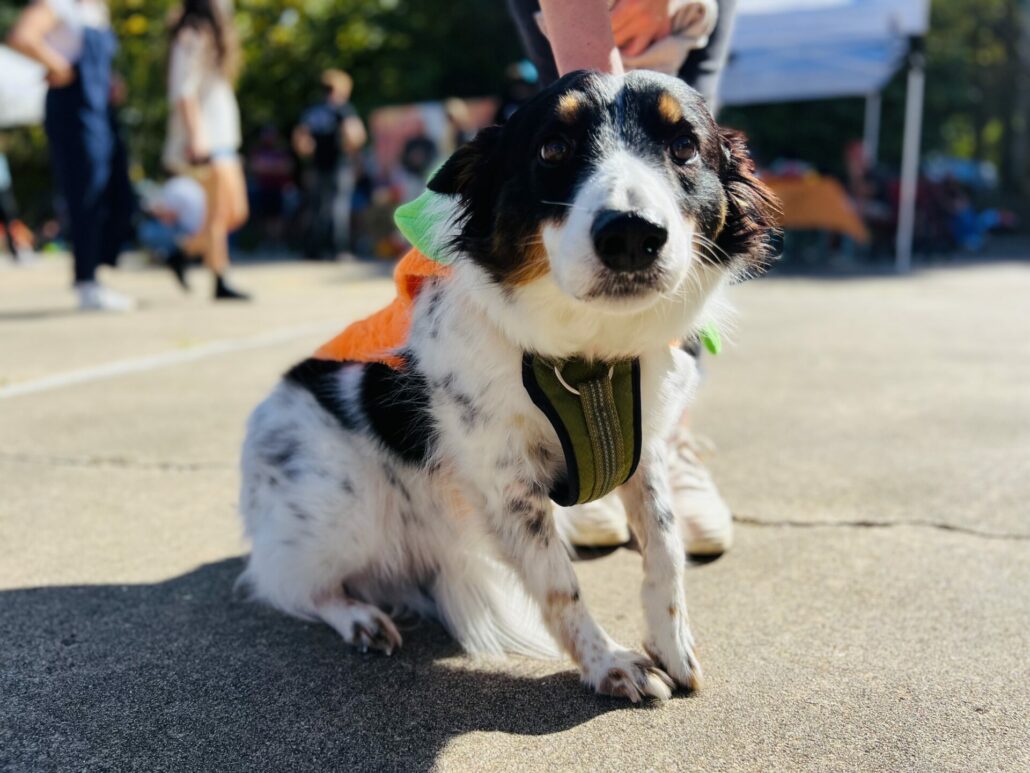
[[361, 358, 437, 466], [434, 374, 481, 428], [284, 356, 437, 466], [284, 359, 357, 430]]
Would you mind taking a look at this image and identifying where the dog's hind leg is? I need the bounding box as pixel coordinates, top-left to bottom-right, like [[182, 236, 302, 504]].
[[316, 592, 402, 655], [240, 384, 409, 654]]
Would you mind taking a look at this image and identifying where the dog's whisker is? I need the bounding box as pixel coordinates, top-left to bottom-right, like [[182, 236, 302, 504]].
[[692, 233, 733, 266], [539, 199, 587, 212]]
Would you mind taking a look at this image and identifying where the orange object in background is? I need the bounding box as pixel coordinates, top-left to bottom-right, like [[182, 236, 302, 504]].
[[763, 174, 870, 243], [314, 248, 450, 369]]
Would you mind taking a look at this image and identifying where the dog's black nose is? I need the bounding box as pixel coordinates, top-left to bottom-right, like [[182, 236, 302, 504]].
[[591, 210, 668, 272]]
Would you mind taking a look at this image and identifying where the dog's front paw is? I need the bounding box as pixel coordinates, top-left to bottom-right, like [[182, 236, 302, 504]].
[[644, 636, 702, 692], [587, 650, 675, 703]]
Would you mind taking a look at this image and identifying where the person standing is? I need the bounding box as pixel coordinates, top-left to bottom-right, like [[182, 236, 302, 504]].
[[293, 69, 367, 260], [7, 0, 136, 310], [0, 148, 33, 262], [163, 0, 249, 301], [506, 0, 741, 556]]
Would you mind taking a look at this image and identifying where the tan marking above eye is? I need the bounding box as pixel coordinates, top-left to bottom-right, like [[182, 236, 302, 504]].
[[557, 92, 583, 122], [657, 92, 683, 124]]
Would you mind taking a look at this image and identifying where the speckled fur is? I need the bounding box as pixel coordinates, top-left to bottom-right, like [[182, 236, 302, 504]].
[[239, 71, 776, 701]]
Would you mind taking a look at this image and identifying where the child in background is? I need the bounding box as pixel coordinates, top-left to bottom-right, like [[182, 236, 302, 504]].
[[137, 176, 207, 291]]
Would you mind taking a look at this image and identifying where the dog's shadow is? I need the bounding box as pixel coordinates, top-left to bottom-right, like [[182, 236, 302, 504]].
[[3, 558, 636, 771]]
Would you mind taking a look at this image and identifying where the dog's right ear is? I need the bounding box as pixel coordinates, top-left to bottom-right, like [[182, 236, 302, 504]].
[[427, 126, 502, 199], [717, 127, 780, 274]]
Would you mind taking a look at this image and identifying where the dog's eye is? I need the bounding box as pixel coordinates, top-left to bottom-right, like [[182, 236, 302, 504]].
[[669, 135, 699, 165], [539, 137, 573, 165]]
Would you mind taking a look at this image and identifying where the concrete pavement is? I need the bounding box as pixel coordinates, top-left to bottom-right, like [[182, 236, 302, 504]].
[[1, 255, 1028, 772]]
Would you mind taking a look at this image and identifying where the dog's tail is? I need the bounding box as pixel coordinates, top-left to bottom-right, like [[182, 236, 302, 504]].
[[431, 539, 560, 659]]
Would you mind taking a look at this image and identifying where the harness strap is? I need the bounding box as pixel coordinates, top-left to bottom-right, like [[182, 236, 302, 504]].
[[522, 354, 642, 507]]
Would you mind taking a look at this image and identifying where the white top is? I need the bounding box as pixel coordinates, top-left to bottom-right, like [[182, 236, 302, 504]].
[[162, 25, 241, 171], [43, 0, 109, 65]]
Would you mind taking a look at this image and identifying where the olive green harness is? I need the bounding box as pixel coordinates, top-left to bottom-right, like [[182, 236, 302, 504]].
[[523, 355, 642, 507]]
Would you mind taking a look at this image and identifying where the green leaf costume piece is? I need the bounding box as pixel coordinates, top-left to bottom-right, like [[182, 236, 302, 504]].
[[394, 189, 455, 265], [700, 323, 722, 355]]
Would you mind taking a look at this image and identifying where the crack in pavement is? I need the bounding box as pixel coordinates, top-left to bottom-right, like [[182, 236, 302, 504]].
[[733, 514, 1030, 542], [3, 453, 1027, 542], [0, 452, 232, 473]]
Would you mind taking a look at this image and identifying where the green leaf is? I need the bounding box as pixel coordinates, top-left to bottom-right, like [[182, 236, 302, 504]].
[[394, 189, 452, 264], [700, 323, 722, 356]]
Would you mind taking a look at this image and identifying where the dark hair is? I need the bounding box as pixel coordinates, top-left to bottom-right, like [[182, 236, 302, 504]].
[[169, 0, 239, 79]]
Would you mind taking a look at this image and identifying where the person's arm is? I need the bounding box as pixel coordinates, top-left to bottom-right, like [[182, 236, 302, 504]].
[[176, 97, 206, 162], [292, 123, 315, 158], [169, 30, 207, 162], [5, 0, 76, 87], [341, 114, 367, 155], [539, 0, 623, 76]]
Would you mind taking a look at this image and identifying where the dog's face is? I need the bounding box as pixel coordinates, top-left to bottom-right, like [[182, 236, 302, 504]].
[[429, 70, 777, 318]]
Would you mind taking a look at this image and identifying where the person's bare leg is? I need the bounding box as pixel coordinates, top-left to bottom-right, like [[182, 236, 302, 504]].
[[220, 157, 249, 232], [202, 160, 250, 300], [200, 168, 229, 275]]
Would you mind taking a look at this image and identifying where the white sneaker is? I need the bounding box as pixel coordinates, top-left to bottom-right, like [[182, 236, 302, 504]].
[[554, 425, 733, 555], [76, 281, 137, 312], [13, 246, 36, 265], [668, 425, 733, 556], [555, 498, 631, 548]]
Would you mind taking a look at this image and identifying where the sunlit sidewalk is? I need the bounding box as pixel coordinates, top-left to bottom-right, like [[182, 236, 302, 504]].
[[2, 254, 1028, 771]]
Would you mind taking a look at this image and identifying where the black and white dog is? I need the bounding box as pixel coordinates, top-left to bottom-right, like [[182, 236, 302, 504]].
[[239, 70, 776, 702]]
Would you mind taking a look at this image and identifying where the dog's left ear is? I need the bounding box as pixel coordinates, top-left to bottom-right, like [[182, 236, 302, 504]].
[[426, 126, 503, 258], [716, 127, 780, 273], [428, 126, 502, 200]]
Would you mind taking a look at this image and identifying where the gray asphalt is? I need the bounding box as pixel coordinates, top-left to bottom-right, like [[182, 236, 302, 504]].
[[1, 255, 1028, 772]]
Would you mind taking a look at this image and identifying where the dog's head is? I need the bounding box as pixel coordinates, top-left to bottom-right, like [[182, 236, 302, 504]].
[[428, 70, 778, 352]]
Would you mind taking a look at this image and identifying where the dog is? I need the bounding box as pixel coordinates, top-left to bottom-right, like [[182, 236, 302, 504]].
[[238, 69, 776, 702]]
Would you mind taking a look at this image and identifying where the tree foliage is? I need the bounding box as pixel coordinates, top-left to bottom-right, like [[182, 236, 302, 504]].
[[2, 0, 1027, 221], [112, 0, 520, 173]]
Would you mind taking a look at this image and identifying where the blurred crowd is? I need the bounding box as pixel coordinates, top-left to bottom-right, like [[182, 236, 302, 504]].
[[0, 0, 1017, 309], [236, 64, 531, 261]]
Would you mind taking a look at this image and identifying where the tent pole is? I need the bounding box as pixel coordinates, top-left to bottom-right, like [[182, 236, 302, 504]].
[[895, 36, 926, 273], [863, 91, 881, 166]]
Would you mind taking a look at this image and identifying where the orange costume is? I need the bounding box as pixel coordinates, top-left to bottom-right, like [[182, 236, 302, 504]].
[[314, 249, 449, 369]]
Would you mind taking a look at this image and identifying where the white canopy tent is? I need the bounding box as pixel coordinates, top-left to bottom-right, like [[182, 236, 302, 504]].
[[720, 0, 932, 270]]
